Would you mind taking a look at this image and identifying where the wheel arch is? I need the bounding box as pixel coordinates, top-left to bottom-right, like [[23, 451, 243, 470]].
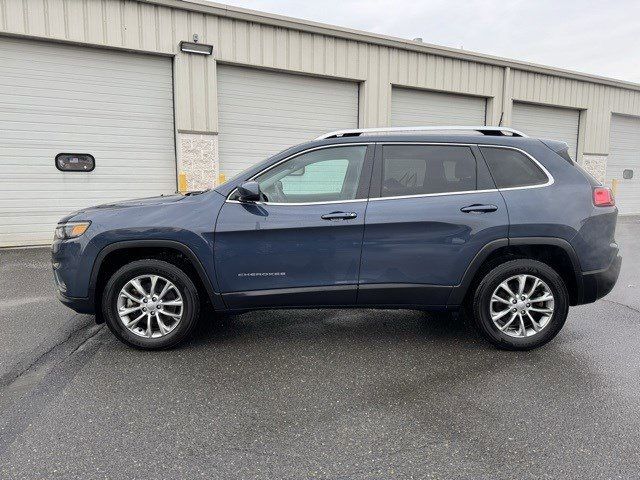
[[449, 237, 583, 307], [89, 240, 220, 321]]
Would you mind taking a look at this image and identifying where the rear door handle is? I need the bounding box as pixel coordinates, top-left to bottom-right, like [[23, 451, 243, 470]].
[[460, 204, 498, 213], [321, 211, 358, 220]]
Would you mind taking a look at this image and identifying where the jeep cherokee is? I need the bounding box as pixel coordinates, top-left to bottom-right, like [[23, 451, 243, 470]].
[[52, 126, 622, 350]]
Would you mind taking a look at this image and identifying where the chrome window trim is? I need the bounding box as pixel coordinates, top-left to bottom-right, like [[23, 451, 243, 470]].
[[226, 143, 372, 205], [225, 142, 553, 205], [369, 188, 499, 202], [226, 198, 368, 206]]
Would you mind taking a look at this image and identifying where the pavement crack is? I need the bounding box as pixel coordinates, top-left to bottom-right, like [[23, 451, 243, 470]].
[[601, 298, 640, 317], [0, 320, 104, 390]]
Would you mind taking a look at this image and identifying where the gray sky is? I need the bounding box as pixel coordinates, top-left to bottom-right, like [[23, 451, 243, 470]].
[[221, 0, 640, 83]]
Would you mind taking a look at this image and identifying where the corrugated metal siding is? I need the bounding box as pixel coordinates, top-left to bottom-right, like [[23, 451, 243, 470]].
[[509, 69, 640, 156], [0, 0, 505, 133], [0, 0, 640, 154], [0, 36, 176, 246]]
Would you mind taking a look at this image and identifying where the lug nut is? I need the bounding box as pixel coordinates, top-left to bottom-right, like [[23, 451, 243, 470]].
[[512, 308, 517, 313], [142, 307, 147, 311], [143, 298, 148, 303], [158, 305, 162, 309], [152, 296, 157, 301], [521, 296, 526, 300], [521, 310, 525, 314], [512, 299, 517, 304], [526, 303, 531, 307]]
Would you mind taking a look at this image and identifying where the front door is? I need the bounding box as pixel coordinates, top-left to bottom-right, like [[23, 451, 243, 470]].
[[359, 143, 508, 307], [215, 144, 374, 309]]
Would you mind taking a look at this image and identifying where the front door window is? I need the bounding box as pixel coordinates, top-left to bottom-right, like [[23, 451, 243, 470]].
[[254, 145, 367, 203]]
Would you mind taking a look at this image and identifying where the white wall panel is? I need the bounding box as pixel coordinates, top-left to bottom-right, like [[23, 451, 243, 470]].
[[0, 37, 176, 246], [512, 102, 580, 159], [392, 88, 486, 127], [608, 114, 640, 214], [217, 65, 358, 177]]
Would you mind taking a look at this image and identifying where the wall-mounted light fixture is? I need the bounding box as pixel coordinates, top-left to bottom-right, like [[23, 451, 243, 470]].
[[179, 41, 213, 55]]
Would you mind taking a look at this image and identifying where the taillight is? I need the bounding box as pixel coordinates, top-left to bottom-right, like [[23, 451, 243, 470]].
[[593, 187, 615, 207]]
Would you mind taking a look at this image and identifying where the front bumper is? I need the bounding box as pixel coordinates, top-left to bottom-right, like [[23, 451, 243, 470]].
[[52, 236, 95, 314], [580, 254, 622, 305], [57, 291, 95, 314]]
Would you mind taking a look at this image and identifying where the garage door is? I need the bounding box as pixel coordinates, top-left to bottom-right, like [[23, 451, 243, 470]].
[[0, 38, 176, 247], [391, 88, 486, 128], [608, 114, 640, 215], [217, 65, 359, 178], [512, 102, 580, 160]]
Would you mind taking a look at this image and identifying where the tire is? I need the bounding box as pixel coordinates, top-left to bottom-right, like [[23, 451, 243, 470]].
[[471, 259, 569, 350], [101, 259, 200, 350]]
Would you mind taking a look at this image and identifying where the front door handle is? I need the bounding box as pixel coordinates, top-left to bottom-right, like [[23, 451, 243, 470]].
[[321, 211, 358, 220], [460, 204, 498, 213]]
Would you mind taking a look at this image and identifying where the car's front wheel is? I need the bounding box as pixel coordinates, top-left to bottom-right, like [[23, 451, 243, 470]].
[[102, 259, 200, 349], [471, 259, 569, 350]]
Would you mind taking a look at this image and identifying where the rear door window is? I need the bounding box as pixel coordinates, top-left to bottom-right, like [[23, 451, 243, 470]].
[[381, 145, 477, 197], [480, 146, 549, 188]]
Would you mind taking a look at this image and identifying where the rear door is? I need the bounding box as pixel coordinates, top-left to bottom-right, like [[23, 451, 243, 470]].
[[215, 144, 374, 309], [358, 143, 508, 307]]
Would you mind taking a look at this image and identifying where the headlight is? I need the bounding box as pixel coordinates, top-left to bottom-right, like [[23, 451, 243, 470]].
[[54, 221, 91, 240]]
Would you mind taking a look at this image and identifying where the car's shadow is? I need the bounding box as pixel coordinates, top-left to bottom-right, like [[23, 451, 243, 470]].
[[185, 308, 482, 350]]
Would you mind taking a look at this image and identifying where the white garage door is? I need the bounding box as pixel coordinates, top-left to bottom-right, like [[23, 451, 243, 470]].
[[0, 38, 176, 247], [608, 114, 640, 215], [391, 88, 486, 128], [512, 102, 580, 160], [217, 65, 359, 178]]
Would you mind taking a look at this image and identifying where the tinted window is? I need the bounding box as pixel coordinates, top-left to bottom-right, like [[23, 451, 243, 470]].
[[480, 147, 548, 189], [254, 145, 366, 203], [382, 145, 477, 197]]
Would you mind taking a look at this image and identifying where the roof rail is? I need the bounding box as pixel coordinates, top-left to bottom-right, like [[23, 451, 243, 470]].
[[315, 126, 528, 140]]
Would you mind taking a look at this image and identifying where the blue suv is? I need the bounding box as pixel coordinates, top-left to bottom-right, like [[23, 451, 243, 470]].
[[52, 127, 621, 351]]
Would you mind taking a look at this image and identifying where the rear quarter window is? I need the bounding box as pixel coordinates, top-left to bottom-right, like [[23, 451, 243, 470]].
[[480, 147, 549, 189]]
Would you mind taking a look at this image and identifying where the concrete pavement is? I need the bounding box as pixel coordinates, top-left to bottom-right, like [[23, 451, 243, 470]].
[[0, 248, 96, 386], [0, 219, 639, 479]]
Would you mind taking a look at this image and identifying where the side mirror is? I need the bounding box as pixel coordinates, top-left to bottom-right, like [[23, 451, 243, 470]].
[[237, 181, 261, 202]]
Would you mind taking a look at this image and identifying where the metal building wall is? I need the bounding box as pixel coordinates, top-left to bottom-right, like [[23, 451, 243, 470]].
[[1, 0, 640, 188]]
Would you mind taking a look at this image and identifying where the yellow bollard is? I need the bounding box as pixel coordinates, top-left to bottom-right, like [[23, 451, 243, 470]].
[[178, 172, 188, 193], [218, 173, 226, 185], [611, 178, 619, 197]]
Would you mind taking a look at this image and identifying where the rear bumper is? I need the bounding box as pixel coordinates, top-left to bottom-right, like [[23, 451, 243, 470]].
[[579, 254, 622, 305]]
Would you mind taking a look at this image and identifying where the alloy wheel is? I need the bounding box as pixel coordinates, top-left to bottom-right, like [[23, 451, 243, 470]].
[[117, 274, 184, 338], [489, 274, 555, 338]]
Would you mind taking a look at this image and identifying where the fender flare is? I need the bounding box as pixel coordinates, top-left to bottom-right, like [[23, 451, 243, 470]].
[[447, 237, 583, 306], [88, 239, 217, 306]]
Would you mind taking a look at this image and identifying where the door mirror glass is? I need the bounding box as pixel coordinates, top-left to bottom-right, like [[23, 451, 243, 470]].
[[237, 181, 261, 202]]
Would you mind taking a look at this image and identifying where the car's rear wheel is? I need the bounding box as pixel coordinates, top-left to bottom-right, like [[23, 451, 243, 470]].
[[471, 259, 569, 350], [102, 259, 200, 350]]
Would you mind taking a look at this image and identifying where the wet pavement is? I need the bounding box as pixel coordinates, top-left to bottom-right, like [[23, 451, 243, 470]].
[[1, 218, 639, 479]]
